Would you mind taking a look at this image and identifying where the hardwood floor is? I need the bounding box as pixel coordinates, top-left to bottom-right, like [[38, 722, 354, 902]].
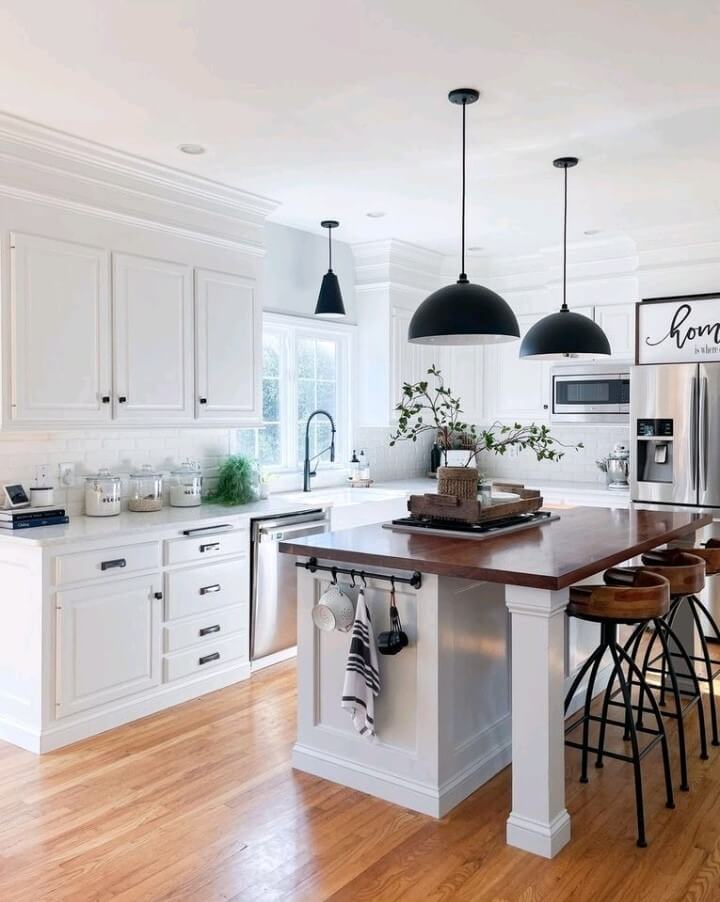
[[1, 662, 720, 901]]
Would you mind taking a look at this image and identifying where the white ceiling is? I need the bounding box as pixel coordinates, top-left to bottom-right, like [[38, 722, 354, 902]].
[[0, 0, 718, 255]]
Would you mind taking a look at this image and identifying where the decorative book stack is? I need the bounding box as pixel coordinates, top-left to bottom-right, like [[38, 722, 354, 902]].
[[0, 507, 69, 530]]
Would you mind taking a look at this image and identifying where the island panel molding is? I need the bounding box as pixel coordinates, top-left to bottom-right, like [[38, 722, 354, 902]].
[[637, 293, 720, 364], [279, 507, 713, 591]]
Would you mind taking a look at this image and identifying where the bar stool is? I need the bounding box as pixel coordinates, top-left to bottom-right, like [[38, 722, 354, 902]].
[[564, 567, 675, 848], [608, 552, 708, 794], [643, 544, 720, 747]]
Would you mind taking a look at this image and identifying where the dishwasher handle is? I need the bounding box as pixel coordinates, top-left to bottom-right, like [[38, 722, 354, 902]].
[[259, 520, 329, 542]]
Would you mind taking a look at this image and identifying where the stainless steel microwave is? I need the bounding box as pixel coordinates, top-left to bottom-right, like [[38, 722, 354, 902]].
[[550, 364, 630, 423]]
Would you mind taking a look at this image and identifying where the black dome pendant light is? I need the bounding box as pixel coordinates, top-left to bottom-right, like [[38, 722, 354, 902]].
[[520, 158, 611, 359], [408, 88, 519, 345], [314, 219, 346, 317]]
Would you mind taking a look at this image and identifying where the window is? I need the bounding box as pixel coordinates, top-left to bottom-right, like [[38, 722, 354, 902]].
[[237, 315, 352, 471]]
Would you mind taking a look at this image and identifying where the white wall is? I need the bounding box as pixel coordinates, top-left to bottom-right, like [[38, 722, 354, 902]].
[[263, 222, 356, 321]]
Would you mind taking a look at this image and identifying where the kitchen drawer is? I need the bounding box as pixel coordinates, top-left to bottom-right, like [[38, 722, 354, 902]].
[[163, 632, 246, 682], [164, 559, 248, 620], [55, 542, 161, 586], [164, 526, 248, 565], [163, 605, 247, 652]]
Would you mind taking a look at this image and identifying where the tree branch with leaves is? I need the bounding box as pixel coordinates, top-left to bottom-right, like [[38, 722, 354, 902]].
[[389, 366, 582, 467]]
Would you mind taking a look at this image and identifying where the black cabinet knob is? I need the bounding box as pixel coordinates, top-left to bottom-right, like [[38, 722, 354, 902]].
[[154, 591, 163, 600], [118, 396, 127, 403], [199, 397, 207, 404], [101, 395, 110, 404], [543, 404, 549, 410]]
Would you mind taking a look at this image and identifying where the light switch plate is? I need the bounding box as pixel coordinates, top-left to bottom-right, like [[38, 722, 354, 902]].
[[58, 463, 75, 487]]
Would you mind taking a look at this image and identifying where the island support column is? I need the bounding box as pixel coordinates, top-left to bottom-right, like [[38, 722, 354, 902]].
[[505, 584, 571, 858]]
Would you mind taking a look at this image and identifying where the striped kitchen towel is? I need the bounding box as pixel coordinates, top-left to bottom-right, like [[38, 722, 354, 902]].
[[341, 589, 380, 738]]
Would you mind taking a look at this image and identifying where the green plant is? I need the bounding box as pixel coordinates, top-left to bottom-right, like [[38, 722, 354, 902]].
[[205, 454, 258, 505], [389, 366, 582, 466]]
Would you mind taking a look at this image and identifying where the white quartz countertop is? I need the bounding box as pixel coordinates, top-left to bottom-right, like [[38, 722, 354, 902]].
[[0, 475, 629, 546]]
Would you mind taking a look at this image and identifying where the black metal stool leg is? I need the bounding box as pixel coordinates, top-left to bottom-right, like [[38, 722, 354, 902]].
[[609, 642, 647, 848], [654, 619, 690, 790], [688, 599, 720, 746], [624, 624, 647, 740], [662, 618, 709, 761], [579, 644, 605, 784], [564, 644, 604, 714], [637, 627, 662, 728]]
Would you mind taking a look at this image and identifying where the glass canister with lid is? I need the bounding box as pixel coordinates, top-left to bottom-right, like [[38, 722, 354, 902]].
[[169, 459, 203, 507], [128, 465, 164, 512], [85, 468, 122, 517]]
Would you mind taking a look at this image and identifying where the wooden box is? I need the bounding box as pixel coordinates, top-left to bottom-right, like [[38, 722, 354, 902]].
[[407, 485, 543, 524]]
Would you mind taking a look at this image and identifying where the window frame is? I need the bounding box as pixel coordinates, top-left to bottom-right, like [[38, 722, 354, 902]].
[[239, 312, 355, 474]]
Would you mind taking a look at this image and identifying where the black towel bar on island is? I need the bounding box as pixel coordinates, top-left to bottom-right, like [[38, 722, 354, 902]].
[[296, 556, 422, 590]]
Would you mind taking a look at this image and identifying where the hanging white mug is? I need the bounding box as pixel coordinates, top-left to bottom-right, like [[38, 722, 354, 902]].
[[312, 584, 355, 632]]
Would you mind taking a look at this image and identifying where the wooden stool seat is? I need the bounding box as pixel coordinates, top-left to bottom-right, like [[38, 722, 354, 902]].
[[568, 568, 670, 622], [639, 549, 706, 596], [688, 539, 720, 576]]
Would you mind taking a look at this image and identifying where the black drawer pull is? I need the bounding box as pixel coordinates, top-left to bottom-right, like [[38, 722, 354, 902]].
[[199, 652, 220, 665], [200, 542, 221, 553], [118, 396, 127, 403], [154, 591, 163, 600], [102, 395, 110, 404], [199, 397, 208, 404], [199, 624, 221, 636], [182, 524, 232, 536], [200, 584, 221, 595], [101, 558, 127, 571]]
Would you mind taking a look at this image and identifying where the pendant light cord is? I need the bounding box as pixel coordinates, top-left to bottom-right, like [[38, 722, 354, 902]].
[[459, 99, 467, 282], [328, 226, 333, 272], [561, 165, 568, 311]]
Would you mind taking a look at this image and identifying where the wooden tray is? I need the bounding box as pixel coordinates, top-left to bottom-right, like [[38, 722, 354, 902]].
[[407, 485, 543, 524]]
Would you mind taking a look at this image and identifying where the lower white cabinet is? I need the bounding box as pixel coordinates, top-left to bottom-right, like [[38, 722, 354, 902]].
[[56, 574, 162, 717]]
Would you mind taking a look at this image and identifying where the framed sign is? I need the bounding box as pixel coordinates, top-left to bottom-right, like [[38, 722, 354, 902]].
[[636, 293, 720, 364]]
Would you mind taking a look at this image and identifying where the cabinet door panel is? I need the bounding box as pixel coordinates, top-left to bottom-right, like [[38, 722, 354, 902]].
[[56, 575, 161, 717], [195, 269, 260, 420], [113, 254, 193, 421], [594, 303, 635, 360], [484, 314, 549, 421], [11, 233, 111, 423], [446, 346, 483, 425], [390, 306, 447, 420]]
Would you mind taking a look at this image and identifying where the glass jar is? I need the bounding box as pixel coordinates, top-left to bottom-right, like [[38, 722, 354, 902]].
[[128, 465, 163, 512], [169, 459, 203, 508], [85, 468, 121, 517]]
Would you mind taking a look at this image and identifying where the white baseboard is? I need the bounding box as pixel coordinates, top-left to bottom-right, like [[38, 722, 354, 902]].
[[0, 661, 251, 754], [251, 646, 297, 672], [292, 737, 512, 818], [506, 809, 571, 858]]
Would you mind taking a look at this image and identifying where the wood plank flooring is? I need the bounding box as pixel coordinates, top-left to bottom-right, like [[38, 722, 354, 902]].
[[1, 661, 720, 901]]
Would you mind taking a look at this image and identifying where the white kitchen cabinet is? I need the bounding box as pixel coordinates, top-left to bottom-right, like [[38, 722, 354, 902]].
[[483, 314, 549, 422], [390, 305, 448, 420], [10, 233, 112, 424], [445, 346, 483, 425], [112, 253, 194, 421], [56, 574, 162, 717], [194, 268, 261, 421], [594, 303, 636, 361]]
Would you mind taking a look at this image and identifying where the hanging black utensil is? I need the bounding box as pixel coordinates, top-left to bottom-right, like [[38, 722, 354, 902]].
[[377, 580, 409, 656]]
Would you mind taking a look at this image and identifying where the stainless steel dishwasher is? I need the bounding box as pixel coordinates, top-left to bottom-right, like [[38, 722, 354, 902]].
[[250, 509, 329, 664]]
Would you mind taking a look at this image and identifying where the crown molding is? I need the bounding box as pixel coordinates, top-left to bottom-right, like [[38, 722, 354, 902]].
[[351, 238, 443, 291]]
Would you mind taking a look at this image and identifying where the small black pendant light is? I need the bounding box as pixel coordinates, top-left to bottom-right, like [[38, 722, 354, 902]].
[[314, 220, 346, 317], [520, 158, 611, 359], [408, 89, 519, 345]]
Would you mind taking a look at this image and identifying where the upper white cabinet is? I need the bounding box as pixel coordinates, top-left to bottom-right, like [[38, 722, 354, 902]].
[[8, 237, 260, 428], [10, 233, 112, 424], [389, 305, 446, 420], [484, 314, 550, 422], [594, 303, 636, 360], [113, 254, 194, 422], [445, 347, 483, 426], [194, 268, 261, 421]]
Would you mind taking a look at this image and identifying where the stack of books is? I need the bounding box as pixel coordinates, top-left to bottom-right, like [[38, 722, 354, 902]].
[[0, 507, 69, 530]]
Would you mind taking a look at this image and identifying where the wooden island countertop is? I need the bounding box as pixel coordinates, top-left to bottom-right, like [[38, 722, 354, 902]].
[[279, 506, 712, 590]]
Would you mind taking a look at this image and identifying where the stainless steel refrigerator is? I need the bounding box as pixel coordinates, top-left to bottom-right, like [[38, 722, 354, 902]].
[[631, 363, 720, 508]]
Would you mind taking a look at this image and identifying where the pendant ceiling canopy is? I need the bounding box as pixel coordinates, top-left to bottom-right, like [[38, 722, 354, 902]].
[[314, 219, 346, 317], [408, 89, 519, 345], [519, 158, 611, 359]]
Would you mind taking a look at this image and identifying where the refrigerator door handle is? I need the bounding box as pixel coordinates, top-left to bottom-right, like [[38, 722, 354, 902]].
[[700, 375, 709, 493], [691, 375, 698, 492]]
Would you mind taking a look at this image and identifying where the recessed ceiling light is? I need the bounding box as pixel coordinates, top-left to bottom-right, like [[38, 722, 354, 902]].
[[583, 229, 601, 236], [366, 211, 386, 218], [178, 143, 206, 155]]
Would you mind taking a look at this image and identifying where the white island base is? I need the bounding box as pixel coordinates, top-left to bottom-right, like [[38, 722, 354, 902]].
[[293, 564, 605, 823]]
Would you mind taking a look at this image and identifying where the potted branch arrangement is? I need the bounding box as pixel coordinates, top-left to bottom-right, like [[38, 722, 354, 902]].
[[389, 366, 581, 521]]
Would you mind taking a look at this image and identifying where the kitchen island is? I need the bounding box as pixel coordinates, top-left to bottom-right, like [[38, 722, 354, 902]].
[[279, 506, 711, 858]]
